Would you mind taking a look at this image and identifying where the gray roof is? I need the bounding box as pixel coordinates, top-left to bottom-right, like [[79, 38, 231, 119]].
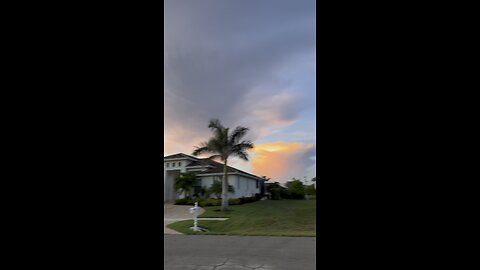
[[164, 153, 199, 160], [164, 153, 264, 180], [194, 159, 263, 180]]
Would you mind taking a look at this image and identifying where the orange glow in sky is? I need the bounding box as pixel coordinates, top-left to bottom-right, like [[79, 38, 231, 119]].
[[251, 142, 315, 182]]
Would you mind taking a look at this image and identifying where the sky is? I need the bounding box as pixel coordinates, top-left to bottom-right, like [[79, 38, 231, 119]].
[[164, 0, 316, 184]]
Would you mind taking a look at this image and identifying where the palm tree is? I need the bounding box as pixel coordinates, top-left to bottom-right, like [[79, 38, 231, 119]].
[[174, 172, 197, 199], [192, 119, 254, 211]]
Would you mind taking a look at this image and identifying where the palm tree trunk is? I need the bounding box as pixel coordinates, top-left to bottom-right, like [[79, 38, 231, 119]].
[[221, 159, 229, 211]]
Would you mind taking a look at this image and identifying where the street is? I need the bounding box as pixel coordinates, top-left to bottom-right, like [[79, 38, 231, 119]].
[[164, 235, 316, 270]]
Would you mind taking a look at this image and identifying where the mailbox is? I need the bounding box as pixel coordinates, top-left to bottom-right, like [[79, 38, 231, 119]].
[[189, 202, 200, 232]]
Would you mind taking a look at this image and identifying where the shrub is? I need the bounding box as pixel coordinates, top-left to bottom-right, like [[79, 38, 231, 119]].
[[174, 198, 200, 205], [305, 184, 316, 196], [198, 198, 221, 207], [212, 199, 221, 206], [174, 198, 195, 205], [238, 197, 246, 204], [174, 198, 186, 205], [198, 199, 209, 207], [228, 198, 241, 205], [238, 196, 252, 204], [236, 195, 260, 204], [208, 180, 235, 199], [270, 188, 282, 200], [280, 188, 291, 199], [195, 198, 204, 206], [267, 183, 285, 200]]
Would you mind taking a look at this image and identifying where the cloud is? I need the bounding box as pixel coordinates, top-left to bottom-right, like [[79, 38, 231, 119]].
[[165, 1, 315, 131], [164, 0, 316, 181], [251, 142, 316, 183]]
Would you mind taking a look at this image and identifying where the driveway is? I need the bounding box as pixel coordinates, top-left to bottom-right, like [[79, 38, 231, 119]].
[[164, 204, 206, 234], [164, 235, 316, 270]]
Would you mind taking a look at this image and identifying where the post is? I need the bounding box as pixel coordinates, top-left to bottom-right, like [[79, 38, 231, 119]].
[[193, 202, 198, 231], [189, 202, 199, 231]]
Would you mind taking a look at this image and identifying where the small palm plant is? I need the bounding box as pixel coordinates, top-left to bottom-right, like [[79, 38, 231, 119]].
[[193, 119, 254, 211], [174, 172, 197, 199], [209, 180, 235, 199]]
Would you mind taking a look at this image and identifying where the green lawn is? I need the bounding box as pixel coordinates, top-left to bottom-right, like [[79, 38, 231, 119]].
[[166, 200, 316, 237]]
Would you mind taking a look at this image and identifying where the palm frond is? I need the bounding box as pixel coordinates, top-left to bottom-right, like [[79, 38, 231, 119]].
[[232, 140, 254, 151], [229, 126, 249, 144], [206, 134, 228, 160], [208, 119, 225, 140], [207, 154, 222, 161], [208, 118, 224, 131], [232, 150, 250, 161], [207, 138, 223, 153], [231, 140, 254, 161], [192, 145, 210, 156]]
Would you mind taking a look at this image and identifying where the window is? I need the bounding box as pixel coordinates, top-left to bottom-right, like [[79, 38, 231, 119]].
[[166, 163, 170, 167], [178, 162, 182, 166], [256, 180, 259, 188], [172, 162, 176, 167]]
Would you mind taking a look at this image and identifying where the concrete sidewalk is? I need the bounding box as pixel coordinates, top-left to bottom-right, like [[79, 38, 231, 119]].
[[164, 204, 208, 234], [164, 204, 206, 219], [164, 204, 230, 234]]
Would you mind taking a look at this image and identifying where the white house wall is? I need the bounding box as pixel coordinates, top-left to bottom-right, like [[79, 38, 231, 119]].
[[164, 157, 263, 201], [200, 176, 214, 187], [197, 174, 261, 199], [234, 175, 261, 198], [164, 158, 189, 202], [165, 160, 188, 173]]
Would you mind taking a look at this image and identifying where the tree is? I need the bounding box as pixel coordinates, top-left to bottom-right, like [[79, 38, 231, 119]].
[[287, 179, 306, 199], [305, 184, 316, 195], [286, 178, 301, 189], [266, 182, 283, 200], [193, 119, 254, 211], [209, 180, 235, 199], [174, 172, 197, 199]]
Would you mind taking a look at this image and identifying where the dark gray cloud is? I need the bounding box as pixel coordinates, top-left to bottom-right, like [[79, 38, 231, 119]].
[[164, 0, 316, 157]]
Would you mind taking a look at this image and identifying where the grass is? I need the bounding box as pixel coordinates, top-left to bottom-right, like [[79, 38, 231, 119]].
[[166, 199, 316, 237]]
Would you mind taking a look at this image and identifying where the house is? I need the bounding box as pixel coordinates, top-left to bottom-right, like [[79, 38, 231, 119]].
[[265, 182, 288, 190], [264, 182, 287, 199], [164, 153, 265, 202]]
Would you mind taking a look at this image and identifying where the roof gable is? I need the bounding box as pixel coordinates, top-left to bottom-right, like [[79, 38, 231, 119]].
[[164, 153, 199, 160], [193, 159, 263, 180], [164, 153, 263, 180]]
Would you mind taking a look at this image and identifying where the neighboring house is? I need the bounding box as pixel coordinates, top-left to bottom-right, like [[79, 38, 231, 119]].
[[264, 182, 287, 199], [164, 153, 265, 202], [265, 182, 287, 190]]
